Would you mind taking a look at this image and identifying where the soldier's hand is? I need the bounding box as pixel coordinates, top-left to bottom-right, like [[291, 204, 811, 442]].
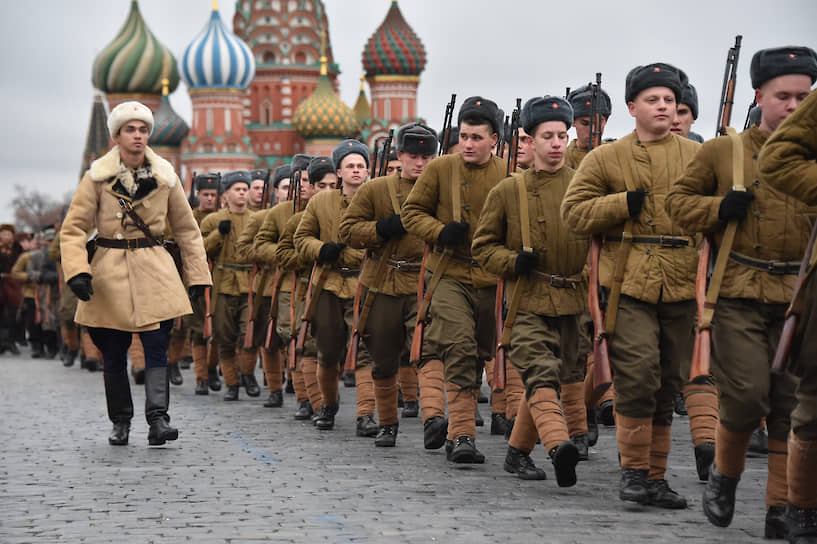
[[188, 285, 207, 300], [437, 221, 469, 247], [218, 220, 232, 235], [375, 214, 407, 240], [626, 190, 647, 218], [318, 242, 345, 264], [67, 273, 94, 301], [718, 190, 755, 222], [514, 250, 539, 276]]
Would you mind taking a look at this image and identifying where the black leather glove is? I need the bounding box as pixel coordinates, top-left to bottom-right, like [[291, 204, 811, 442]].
[[218, 220, 232, 235], [718, 190, 755, 222], [375, 214, 407, 240], [437, 221, 470, 247], [626, 190, 647, 218], [318, 242, 345, 264], [67, 273, 93, 301], [188, 285, 207, 300], [514, 250, 539, 276]]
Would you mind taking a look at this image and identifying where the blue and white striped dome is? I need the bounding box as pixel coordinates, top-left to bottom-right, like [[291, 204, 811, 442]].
[[181, 7, 255, 90]]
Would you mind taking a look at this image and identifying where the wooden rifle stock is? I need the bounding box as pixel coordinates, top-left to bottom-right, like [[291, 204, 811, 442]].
[[263, 267, 283, 349], [244, 265, 258, 348], [343, 261, 367, 374], [588, 236, 612, 395], [287, 272, 299, 370], [772, 220, 817, 374], [690, 238, 712, 382], [493, 278, 506, 392], [409, 244, 430, 364], [296, 264, 330, 354]]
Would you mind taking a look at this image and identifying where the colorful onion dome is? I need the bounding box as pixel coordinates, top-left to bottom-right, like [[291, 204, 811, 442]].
[[293, 57, 359, 140], [362, 1, 426, 77], [92, 1, 180, 95], [149, 79, 190, 148], [353, 75, 372, 123], [181, 1, 256, 90]]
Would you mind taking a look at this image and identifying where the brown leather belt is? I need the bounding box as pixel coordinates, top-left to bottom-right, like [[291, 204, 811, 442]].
[[217, 263, 253, 271], [387, 259, 422, 272], [433, 247, 479, 266], [729, 251, 800, 275], [337, 267, 360, 277], [604, 234, 692, 248], [532, 270, 583, 289], [95, 237, 160, 250]]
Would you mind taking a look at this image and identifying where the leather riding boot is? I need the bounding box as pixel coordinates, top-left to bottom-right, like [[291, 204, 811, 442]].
[[104, 372, 133, 445], [144, 367, 178, 446]]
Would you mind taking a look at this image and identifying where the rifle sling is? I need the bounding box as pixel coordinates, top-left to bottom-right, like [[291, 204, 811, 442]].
[[500, 174, 531, 346], [700, 127, 745, 330]]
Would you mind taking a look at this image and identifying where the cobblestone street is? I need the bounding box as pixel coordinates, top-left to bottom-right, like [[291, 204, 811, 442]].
[[1, 353, 774, 543]]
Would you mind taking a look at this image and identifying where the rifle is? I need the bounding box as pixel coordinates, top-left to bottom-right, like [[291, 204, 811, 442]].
[[204, 172, 223, 364], [743, 98, 758, 130], [564, 87, 571, 100], [493, 278, 506, 392], [439, 93, 457, 156], [287, 271, 300, 370], [371, 138, 382, 181], [244, 169, 272, 348], [690, 35, 743, 382], [343, 254, 371, 373], [505, 99, 522, 176], [378, 130, 395, 178], [295, 263, 331, 354], [263, 266, 283, 349], [585, 72, 613, 395], [772, 220, 817, 374], [497, 114, 509, 159], [409, 244, 430, 364]]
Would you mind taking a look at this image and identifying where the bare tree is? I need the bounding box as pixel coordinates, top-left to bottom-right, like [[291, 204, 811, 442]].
[[10, 185, 72, 232]]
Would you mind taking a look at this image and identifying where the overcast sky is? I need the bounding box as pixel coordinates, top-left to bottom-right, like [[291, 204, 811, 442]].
[[2, 0, 816, 224]]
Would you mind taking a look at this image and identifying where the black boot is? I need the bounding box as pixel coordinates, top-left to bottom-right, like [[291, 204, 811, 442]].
[[550, 441, 580, 487], [179, 355, 193, 370], [765, 505, 789, 539], [748, 427, 769, 457], [598, 399, 615, 426], [242, 373, 261, 397], [195, 380, 209, 395], [285, 377, 295, 394], [208, 368, 222, 391], [572, 433, 590, 461], [702, 465, 740, 527], [647, 479, 688, 509], [423, 416, 448, 450], [62, 349, 78, 368], [673, 391, 688, 416], [694, 442, 715, 481], [374, 424, 398, 447], [169, 363, 183, 386], [478, 389, 489, 403], [504, 417, 516, 441], [145, 367, 178, 446], [491, 413, 509, 436], [294, 400, 313, 420], [86, 358, 100, 372], [474, 406, 484, 427], [447, 436, 485, 464], [131, 366, 144, 383], [504, 446, 547, 480], [786, 503, 817, 543], [263, 390, 283, 408], [223, 385, 239, 401], [402, 400, 419, 418], [356, 415, 379, 437], [342, 372, 356, 388], [620, 468, 650, 504], [30, 342, 45, 359], [104, 372, 133, 446], [315, 404, 339, 430]]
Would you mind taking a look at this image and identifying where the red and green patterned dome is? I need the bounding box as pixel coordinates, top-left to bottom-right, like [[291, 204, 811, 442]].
[[362, 1, 426, 77]]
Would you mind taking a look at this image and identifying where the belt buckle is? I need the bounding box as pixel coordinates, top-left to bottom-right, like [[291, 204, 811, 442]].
[[658, 235, 683, 248], [394, 260, 407, 270], [767, 261, 786, 275], [126, 238, 137, 251], [549, 275, 564, 288]]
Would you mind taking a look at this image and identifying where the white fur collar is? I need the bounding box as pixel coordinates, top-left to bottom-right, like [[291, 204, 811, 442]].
[[88, 146, 177, 189]]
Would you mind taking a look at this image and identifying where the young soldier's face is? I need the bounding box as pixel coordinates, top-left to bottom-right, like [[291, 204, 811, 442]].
[[386, 159, 401, 176], [225, 183, 248, 207], [248, 179, 265, 206], [628, 87, 676, 135], [459, 122, 497, 165], [573, 116, 608, 148], [516, 128, 534, 169], [337, 154, 369, 190], [397, 151, 433, 180], [532, 121, 569, 171], [313, 173, 337, 192], [276, 178, 291, 203], [756, 74, 812, 133], [671, 104, 695, 137], [198, 189, 218, 211], [114, 120, 149, 155]]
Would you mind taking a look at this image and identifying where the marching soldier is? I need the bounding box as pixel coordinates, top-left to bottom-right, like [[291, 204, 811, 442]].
[[247, 170, 266, 212], [515, 127, 534, 170], [294, 140, 378, 435], [339, 123, 437, 446], [759, 85, 817, 544], [561, 64, 700, 508], [473, 95, 587, 486], [402, 96, 506, 463], [667, 47, 817, 536], [565, 84, 612, 170], [200, 171, 259, 401], [10, 235, 42, 357], [240, 165, 291, 408], [0, 223, 23, 355], [671, 81, 705, 143], [188, 173, 222, 395], [272, 156, 337, 421], [26, 229, 60, 359]]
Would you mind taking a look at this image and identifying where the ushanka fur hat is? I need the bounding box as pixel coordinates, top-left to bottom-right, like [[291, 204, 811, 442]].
[[108, 101, 154, 137], [625, 63, 685, 104], [397, 123, 438, 155], [521, 96, 574, 134]]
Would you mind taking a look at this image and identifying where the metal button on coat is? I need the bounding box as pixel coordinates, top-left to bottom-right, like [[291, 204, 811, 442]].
[[115, 233, 124, 240]]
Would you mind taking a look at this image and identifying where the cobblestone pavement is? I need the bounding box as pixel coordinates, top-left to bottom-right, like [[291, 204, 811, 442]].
[[0, 352, 775, 543]]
